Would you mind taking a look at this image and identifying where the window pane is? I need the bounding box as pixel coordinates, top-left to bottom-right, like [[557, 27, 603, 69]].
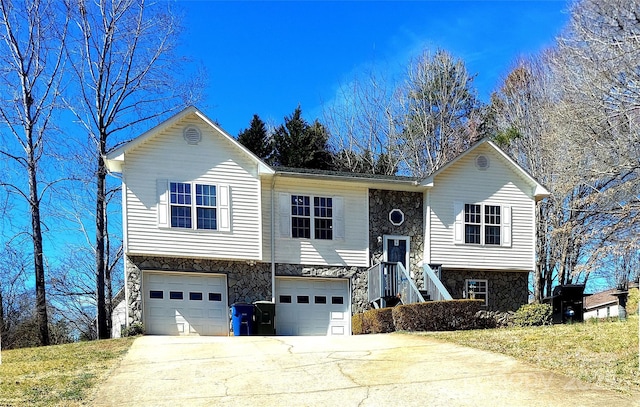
[[292, 216, 311, 238], [465, 224, 481, 244], [314, 218, 333, 240], [196, 184, 216, 207], [189, 292, 203, 301], [485, 225, 501, 245], [297, 295, 309, 304], [170, 182, 191, 205], [150, 290, 163, 299], [485, 205, 500, 225], [314, 296, 327, 304], [171, 206, 192, 228], [169, 291, 183, 300], [208, 293, 222, 301], [279, 295, 292, 304], [197, 207, 217, 230], [331, 296, 344, 305], [465, 204, 481, 224]]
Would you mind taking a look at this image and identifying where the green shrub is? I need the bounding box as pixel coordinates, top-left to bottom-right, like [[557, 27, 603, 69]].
[[121, 323, 145, 337], [392, 300, 484, 332], [352, 308, 395, 334], [513, 303, 552, 327]]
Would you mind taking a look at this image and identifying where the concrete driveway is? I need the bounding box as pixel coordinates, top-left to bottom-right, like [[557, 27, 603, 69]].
[[92, 334, 635, 407]]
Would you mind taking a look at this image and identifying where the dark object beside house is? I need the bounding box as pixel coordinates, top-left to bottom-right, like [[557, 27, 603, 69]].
[[253, 301, 276, 335], [544, 284, 585, 323], [231, 303, 255, 336]]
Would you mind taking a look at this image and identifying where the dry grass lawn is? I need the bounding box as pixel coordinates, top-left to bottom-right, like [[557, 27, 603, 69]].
[[418, 315, 639, 394], [0, 337, 135, 406]]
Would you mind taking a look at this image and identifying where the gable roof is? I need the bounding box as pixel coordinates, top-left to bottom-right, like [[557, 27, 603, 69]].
[[420, 138, 550, 201], [105, 106, 274, 175]]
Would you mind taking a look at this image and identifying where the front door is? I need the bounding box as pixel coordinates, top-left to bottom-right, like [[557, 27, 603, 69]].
[[383, 235, 410, 276]]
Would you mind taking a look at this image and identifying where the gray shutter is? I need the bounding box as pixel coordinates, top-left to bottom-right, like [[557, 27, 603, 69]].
[[157, 179, 169, 228], [453, 201, 463, 244], [218, 185, 230, 232], [502, 205, 512, 247], [279, 193, 291, 238], [333, 196, 344, 239]]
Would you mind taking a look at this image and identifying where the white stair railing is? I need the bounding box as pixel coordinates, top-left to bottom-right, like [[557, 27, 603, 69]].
[[395, 262, 425, 305], [422, 264, 453, 301]]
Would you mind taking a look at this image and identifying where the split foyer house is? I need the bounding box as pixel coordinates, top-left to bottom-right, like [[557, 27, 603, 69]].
[[106, 106, 549, 336]]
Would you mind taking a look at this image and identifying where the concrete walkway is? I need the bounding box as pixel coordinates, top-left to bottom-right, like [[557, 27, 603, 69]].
[[92, 334, 635, 406]]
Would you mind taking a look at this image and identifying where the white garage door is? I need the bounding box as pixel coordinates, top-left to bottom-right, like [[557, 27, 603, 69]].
[[275, 277, 350, 336], [143, 271, 228, 336]]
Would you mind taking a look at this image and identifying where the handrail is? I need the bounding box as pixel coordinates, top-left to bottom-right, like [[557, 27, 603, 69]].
[[422, 264, 453, 301], [395, 262, 425, 304], [367, 263, 384, 303]]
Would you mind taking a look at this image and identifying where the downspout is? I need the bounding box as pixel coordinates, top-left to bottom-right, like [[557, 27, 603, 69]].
[[270, 174, 277, 303]]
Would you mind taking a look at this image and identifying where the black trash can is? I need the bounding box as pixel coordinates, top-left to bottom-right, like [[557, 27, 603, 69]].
[[253, 301, 276, 335], [230, 303, 254, 336]]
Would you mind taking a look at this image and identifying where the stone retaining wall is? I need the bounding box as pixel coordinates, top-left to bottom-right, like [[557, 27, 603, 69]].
[[441, 269, 529, 311]]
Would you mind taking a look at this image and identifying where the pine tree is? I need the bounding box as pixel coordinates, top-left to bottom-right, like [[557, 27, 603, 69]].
[[272, 107, 334, 170], [237, 114, 272, 162]]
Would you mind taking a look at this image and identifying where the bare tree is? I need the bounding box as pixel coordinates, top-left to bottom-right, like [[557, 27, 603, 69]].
[[550, 0, 640, 287], [323, 69, 401, 175], [64, 0, 198, 339], [0, 0, 68, 346], [396, 49, 481, 177]]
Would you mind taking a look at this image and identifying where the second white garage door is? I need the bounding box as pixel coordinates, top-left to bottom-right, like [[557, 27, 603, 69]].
[[275, 277, 350, 336], [143, 271, 229, 336]]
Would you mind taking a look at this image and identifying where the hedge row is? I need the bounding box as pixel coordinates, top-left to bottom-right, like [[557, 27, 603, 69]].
[[352, 299, 484, 334]]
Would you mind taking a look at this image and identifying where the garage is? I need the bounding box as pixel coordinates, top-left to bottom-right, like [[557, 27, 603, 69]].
[[275, 277, 351, 336], [143, 271, 229, 336]]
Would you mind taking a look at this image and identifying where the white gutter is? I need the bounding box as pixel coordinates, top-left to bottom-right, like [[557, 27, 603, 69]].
[[270, 174, 277, 303]]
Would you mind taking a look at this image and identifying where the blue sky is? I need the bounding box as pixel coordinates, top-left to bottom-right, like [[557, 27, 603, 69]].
[[180, 0, 570, 135]]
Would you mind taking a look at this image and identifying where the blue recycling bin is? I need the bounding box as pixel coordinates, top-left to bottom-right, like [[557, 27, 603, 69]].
[[230, 303, 254, 336]]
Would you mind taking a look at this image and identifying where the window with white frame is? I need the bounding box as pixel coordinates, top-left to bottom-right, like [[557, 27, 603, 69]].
[[313, 197, 333, 240], [465, 279, 488, 306], [291, 195, 311, 238], [159, 180, 230, 231], [456, 202, 510, 246], [280, 193, 342, 240]]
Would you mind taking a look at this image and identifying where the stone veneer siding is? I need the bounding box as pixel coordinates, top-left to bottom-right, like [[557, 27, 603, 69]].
[[125, 255, 370, 325], [369, 189, 424, 289], [441, 269, 529, 311]]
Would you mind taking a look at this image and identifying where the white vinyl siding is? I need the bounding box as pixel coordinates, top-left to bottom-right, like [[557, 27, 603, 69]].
[[428, 144, 536, 270], [262, 177, 368, 267], [123, 116, 263, 260]]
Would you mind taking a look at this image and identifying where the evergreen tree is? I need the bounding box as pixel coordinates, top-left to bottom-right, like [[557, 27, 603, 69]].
[[272, 107, 334, 170], [237, 114, 272, 162]]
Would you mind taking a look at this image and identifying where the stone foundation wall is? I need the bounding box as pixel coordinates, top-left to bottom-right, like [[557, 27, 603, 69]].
[[369, 189, 424, 288], [125, 255, 370, 325], [441, 269, 529, 311]]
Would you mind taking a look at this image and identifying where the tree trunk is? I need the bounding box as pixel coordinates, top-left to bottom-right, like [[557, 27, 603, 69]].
[[96, 150, 108, 339], [28, 132, 50, 346]]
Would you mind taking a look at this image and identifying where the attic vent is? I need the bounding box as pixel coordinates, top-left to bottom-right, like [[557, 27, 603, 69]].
[[183, 126, 202, 145], [475, 155, 490, 170]]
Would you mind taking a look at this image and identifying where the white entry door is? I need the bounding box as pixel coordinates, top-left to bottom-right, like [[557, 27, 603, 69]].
[[275, 277, 350, 336], [143, 271, 229, 336]]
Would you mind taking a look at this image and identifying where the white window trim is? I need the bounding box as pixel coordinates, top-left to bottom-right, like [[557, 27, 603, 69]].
[[464, 278, 488, 307], [157, 179, 230, 232], [454, 202, 511, 247], [279, 193, 344, 240]]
